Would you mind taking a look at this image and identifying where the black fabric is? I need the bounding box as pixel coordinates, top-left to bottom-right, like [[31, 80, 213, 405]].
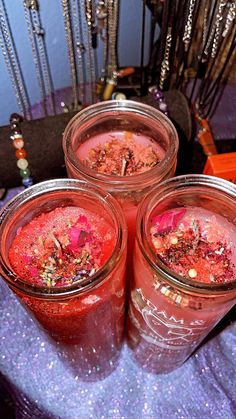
[[0, 102, 234, 189], [0, 112, 77, 189]]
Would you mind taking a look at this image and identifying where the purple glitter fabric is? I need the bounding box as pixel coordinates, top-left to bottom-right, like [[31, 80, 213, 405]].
[[0, 189, 236, 419]]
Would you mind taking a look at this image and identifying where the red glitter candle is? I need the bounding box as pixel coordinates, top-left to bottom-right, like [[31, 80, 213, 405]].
[[0, 179, 127, 380], [127, 175, 236, 374], [62, 100, 178, 267]]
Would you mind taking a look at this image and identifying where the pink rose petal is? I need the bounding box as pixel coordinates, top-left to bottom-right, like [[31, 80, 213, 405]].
[[153, 208, 186, 234]]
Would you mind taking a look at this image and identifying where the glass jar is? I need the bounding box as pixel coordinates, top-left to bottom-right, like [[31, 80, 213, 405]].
[[127, 174, 236, 374], [62, 100, 179, 262], [0, 179, 127, 380]]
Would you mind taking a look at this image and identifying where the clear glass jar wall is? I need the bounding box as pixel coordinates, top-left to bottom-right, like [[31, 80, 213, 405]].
[[0, 179, 127, 380], [127, 175, 236, 373]]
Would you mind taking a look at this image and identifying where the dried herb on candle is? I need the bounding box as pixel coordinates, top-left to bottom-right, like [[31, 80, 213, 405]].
[[9, 207, 113, 288], [83, 133, 161, 176], [150, 208, 235, 284]]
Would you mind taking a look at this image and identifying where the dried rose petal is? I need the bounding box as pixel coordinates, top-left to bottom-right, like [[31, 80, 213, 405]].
[[76, 215, 90, 227], [77, 230, 93, 247], [69, 226, 81, 249], [153, 209, 186, 234]]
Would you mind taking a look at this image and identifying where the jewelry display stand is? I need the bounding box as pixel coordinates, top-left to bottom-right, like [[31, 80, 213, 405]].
[[0, 89, 192, 189], [0, 111, 77, 189]]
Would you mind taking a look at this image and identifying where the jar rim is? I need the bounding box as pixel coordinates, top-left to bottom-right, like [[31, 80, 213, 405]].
[[62, 100, 179, 190], [0, 179, 127, 299], [136, 174, 236, 295]]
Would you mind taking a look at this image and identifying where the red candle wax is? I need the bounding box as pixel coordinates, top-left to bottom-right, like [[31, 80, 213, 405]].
[[9, 206, 115, 288], [128, 206, 236, 373], [8, 205, 126, 378]]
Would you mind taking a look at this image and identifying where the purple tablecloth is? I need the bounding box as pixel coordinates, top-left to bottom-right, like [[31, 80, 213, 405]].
[[0, 188, 236, 419]]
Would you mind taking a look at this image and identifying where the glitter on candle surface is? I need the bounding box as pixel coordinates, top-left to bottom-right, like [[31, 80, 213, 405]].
[[150, 207, 236, 283], [9, 206, 115, 287]]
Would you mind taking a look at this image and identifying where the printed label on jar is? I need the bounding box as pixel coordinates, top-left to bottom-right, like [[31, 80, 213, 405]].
[[130, 288, 209, 350]]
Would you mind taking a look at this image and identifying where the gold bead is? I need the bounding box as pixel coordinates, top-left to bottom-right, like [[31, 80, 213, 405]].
[[188, 268, 197, 278]]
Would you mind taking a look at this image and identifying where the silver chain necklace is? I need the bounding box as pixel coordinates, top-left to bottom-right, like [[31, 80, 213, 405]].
[[107, 0, 118, 77], [84, 0, 97, 103], [61, 0, 97, 107], [61, 0, 79, 109], [101, 0, 119, 100], [24, 0, 55, 116], [71, 0, 86, 105], [0, 0, 31, 118]]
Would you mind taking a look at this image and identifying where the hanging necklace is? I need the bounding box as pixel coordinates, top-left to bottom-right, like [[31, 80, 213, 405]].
[[61, 0, 79, 109], [194, 27, 236, 156], [175, 0, 201, 89], [95, 0, 108, 96], [24, 0, 55, 116], [102, 0, 119, 100], [61, 0, 97, 107], [0, 0, 31, 119], [9, 113, 34, 188], [84, 0, 97, 103], [71, 0, 86, 105]]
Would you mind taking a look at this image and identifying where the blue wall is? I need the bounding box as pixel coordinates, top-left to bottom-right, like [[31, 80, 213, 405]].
[[0, 0, 151, 126]]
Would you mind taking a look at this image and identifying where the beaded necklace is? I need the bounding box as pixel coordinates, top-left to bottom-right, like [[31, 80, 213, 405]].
[[10, 113, 33, 188]]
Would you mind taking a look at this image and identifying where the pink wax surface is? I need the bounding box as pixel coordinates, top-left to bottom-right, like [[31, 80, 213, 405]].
[[75, 131, 166, 265], [8, 206, 126, 378], [128, 206, 236, 373], [76, 131, 166, 176]]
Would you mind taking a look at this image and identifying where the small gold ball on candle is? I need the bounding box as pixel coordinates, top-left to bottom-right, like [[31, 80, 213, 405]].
[[188, 268, 197, 278], [170, 236, 178, 245]]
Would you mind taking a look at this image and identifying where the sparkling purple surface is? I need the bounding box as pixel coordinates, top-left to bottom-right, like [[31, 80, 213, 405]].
[[0, 188, 236, 419]]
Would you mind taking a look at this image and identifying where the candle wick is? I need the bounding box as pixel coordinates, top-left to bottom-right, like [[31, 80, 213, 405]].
[[190, 221, 201, 255], [49, 232, 63, 258], [121, 158, 127, 176]]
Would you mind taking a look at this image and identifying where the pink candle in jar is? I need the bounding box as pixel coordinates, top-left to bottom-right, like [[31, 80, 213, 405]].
[[0, 179, 127, 379], [127, 175, 236, 374], [76, 130, 165, 239], [63, 100, 179, 267]]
